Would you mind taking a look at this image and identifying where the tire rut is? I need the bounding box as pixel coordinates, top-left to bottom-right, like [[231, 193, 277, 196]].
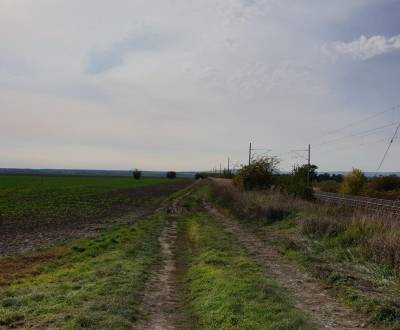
[[137, 219, 179, 330], [206, 204, 372, 330], [137, 189, 193, 330]]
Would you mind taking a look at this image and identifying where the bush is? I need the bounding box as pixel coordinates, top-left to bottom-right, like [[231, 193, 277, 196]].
[[340, 168, 366, 195], [316, 173, 343, 183], [132, 169, 142, 180], [276, 165, 316, 200], [317, 180, 340, 193], [370, 175, 400, 192], [195, 172, 207, 180], [222, 169, 234, 179], [166, 171, 177, 179], [210, 182, 291, 223], [233, 156, 279, 190], [286, 180, 314, 200]]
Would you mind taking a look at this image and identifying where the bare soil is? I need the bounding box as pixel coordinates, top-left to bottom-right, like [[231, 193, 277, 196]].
[[206, 204, 372, 330], [137, 189, 193, 330], [0, 182, 191, 257]]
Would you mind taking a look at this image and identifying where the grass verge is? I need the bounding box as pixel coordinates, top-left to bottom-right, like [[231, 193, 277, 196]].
[[0, 215, 164, 329], [176, 186, 315, 329], [209, 180, 400, 329]]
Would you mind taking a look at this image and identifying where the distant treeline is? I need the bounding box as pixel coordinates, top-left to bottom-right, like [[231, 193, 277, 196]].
[[0, 168, 195, 178]]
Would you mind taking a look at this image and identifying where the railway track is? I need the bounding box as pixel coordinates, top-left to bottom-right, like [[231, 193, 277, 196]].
[[315, 191, 400, 217]]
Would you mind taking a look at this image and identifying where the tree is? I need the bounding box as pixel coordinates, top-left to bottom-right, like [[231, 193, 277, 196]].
[[195, 172, 207, 180], [293, 164, 318, 184], [166, 171, 177, 179], [340, 168, 366, 195], [132, 168, 142, 180], [233, 156, 279, 190], [286, 164, 317, 200]]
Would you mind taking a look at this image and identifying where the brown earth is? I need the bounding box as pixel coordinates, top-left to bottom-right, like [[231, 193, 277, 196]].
[[0, 181, 191, 257], [137, 188, 194, 330]]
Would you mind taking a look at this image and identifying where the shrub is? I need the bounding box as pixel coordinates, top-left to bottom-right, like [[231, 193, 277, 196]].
[[166, 171, 177, 179], [316, 173, 343, 183], [233, 156, 279, 190], [370, 175, 400, 192], [317, 180, 340, 193], [132, 169, 142, 180], [195, 172, 207, 180], [210, 182, 294, 223], [278, 165, 316, 200], [222, 169, 234, 179], [340, 168, 366, 195]]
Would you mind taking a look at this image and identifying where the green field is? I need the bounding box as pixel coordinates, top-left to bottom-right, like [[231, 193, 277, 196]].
[[0, 180, 316, 329], [0, 175, 186, 225], [0, 215, 164, 329]]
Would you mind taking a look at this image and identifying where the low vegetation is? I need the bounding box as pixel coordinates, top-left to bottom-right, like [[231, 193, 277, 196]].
[[316, 170, 400, 200], [132, 169, 142, 179], [210, 181, 400, 328], [233, 156, 279, 190], [166, 171, 177, 179], [176, 187, 314, 329], [0, 215, 164, 329], [0, 175, 186, 226], [339, 168, 366, 195]]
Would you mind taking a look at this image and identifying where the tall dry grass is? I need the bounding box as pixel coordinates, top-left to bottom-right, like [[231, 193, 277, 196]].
[[210, 181, 400, 270]]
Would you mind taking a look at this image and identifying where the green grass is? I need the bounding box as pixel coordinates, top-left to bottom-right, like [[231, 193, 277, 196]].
[[0, 175, 184, 225], [230, 201, 400, 329], [176, 211, 315, 330], [0, 214, 165, 329]]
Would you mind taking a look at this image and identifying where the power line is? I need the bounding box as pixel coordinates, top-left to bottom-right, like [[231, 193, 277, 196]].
[[375, 121, 400, 175], [314, 122, 397, 149], [323, 106, 398, 136]]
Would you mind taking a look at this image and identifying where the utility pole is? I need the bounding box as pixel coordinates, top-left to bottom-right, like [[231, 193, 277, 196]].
[[227, 157, 230, 174], [219, 163, 222, 175], [248, 142, 252, 166], [307, 144, 311, 186]]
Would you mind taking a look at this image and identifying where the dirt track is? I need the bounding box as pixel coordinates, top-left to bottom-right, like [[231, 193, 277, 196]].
[[206, 204, 371, 330], [137, 189, 193, 330]]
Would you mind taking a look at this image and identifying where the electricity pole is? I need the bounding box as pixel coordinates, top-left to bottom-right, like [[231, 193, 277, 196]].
[[307, 144, 311, 186], [227, 157, 230, 174], [292, 145, 311, 186], [248, 142, 252, 166]]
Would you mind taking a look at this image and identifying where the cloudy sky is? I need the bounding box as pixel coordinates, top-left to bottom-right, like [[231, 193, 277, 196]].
[[1, 0, 400, 172]]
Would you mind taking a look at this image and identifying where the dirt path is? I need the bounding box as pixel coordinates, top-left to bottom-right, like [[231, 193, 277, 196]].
[[206, 205, 372, 330], [137, 188, 194, 330], [137, 218, 180, 330]]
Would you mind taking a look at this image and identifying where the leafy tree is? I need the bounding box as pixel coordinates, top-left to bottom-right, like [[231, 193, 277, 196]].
[[293, 164, 318, 184], [166, 171, 177, 179], [340, 168, 366, 195], [234, 156, 279, 190], [132, 168, 142, 180], [287, 164, 317, 200]]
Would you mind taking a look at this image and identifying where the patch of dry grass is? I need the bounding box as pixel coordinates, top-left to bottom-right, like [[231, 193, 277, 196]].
[[210, 181, 400, 270]]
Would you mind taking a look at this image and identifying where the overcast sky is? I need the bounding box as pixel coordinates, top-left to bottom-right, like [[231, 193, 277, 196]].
[[1, 0, 400, 172]]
